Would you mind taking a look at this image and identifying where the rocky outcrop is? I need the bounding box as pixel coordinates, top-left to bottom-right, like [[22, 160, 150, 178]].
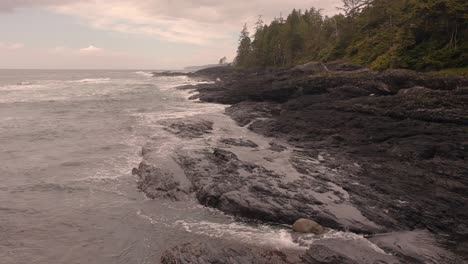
[[138, 63, 468, 262], [160, 117, 213, 138], [301, 239, 400, 264], [161, 241, 303, 264], [184, 65, 468, 246], [220, 138, 259, 148], [369, 230, 465, 264], [153, 71, 189, 77], [160, 230, 464, 264]]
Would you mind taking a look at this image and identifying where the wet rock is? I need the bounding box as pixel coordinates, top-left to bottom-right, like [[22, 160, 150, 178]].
[[301, 239, 400, 264], [161, 241, 302, 264], [172, 147, 383, 234], [160, 117, 213, 138], [397, 86, 432, 96], [225, 101, 279, 127], [186, 65, 468, 260], [220, 138, 259, 148], [369, 230, 467, 264], [153, 71, 188, 77], [292, 218, 324, 234], [132, 162, 191, 201], [269, 141, 287, 152]]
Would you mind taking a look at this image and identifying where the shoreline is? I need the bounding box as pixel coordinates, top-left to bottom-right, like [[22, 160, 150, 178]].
[[135, 64, 468, 263]]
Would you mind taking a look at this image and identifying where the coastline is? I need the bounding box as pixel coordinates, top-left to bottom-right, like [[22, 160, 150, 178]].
[[135, 64, 468, 263]]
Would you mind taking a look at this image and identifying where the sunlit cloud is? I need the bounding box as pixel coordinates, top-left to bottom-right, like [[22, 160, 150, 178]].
[[79, 45, 103, 53]]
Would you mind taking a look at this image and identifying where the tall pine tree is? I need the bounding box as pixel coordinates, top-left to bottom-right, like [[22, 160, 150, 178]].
[[235, 24, 253, 68]]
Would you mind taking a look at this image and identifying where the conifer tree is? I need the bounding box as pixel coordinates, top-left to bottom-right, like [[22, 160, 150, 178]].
[[235, 24, 253, 68]]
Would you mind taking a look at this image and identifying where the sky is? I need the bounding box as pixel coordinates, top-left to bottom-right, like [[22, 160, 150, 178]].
[[0, 0, 342, 69]]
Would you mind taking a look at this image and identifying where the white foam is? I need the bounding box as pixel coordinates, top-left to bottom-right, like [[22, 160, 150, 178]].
[[297, 230, 388, 254], [0, 84, 46, 91], [135, 71, 153, 78], [67, 78, 111, 84], [175, 220, 305, 250]]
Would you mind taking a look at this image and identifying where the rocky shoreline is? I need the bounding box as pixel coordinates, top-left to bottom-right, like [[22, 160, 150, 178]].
[[134, 63, 467, 263]]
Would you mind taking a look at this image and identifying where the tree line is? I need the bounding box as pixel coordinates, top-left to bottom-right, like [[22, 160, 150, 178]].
[[235, 0, 467, 71]]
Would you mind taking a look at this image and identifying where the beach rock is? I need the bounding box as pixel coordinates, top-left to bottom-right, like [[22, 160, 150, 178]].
[[171, 147, 383, 234], [161, 241, 302, 264], [292, 218, 324, 234], [186, 65, 468, 260], [220, 138, 259, 148], [369, 230, 467, 264], [132, 162, 192, 201], [153, 71, 188, 77], [397, 86, 432, 96], [269, 141, 287, 152], [301, 239, 400, 264], [160, 117, 213, 138]]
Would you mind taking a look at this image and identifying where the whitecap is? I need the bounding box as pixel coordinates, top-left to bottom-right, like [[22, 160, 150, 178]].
[[135, 71, 153, 78], [0, 84, 46, 91], [67, 78, 111, 84]]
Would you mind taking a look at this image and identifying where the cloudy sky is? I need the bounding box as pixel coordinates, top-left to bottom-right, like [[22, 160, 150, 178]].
[[0, 0, 342, 69]]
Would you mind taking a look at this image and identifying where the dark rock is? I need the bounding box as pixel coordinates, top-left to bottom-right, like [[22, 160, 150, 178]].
[[132, 162, 191, 201], [170, 147, 384, 234], [161, 241, 303, 264], [397, 86, 432, 96], [153, 71, 188, 77], [184, 65, 468, 260], [369, 230, 466, 264], [301, 239, 400, 264], [269, 141, 287, 152], [160, 117, 213, 138], [220, 138, 259, 148]]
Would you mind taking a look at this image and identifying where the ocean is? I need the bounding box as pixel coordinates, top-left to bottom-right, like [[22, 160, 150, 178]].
[[0, 70, 304, 263]]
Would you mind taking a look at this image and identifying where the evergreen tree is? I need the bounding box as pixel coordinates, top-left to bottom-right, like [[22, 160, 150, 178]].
[[235, 24, 253, 68], [234, 0, 468, 71]]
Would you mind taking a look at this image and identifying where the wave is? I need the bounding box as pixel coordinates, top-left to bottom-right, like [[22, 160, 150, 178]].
[[17, 81, 33, 85], [135, 71, 153, 78], [67, 78, 111, 84], [0, 84, 45, 91]]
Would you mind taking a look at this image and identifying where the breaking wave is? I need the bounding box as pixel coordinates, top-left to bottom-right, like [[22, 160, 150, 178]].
[[67, 78, 111, 84], [135, 71, 153, 78]]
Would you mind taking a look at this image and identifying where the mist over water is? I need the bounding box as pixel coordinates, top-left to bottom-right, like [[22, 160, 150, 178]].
[[0, 70, 313, 264]]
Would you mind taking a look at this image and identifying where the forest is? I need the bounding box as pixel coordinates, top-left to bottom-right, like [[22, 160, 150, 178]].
[[235, 0, 468, 72]]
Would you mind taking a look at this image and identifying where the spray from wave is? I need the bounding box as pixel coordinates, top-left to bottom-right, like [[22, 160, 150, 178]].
[[135, 71, 153, 78], [67, 78, 111, 84]]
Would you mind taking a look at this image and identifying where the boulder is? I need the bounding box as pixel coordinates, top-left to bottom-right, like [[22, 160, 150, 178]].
[[292, 218, 324, 234]]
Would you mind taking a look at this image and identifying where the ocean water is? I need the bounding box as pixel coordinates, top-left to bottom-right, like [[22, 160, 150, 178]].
[[0, 70, 311, 264]]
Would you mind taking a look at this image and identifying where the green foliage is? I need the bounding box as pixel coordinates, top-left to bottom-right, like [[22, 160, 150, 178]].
[[235, 0, 468, 72], [235, 24, 254, 68], [432, 67, 468, 77]]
